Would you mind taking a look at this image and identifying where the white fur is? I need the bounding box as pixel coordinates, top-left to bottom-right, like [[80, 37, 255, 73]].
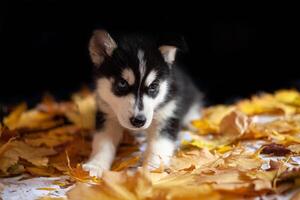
[[139, 80, 169, 129], [143, 99, 177, 169], [134, 49, 146, 116], [83, 120, 123, 177], [122, 68, 135, 85], [145, 135, 176, 170], [154, 100, 177, 121], [96, 78, 135, 130], [138, 50, 146, 80], [145, 70, 157, 86]]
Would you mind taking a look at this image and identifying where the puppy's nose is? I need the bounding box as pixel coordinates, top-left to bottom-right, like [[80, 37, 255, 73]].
[[130, 115, 146, 128]]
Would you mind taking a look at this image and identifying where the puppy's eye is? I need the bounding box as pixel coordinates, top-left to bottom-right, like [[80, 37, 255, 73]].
[[115, 78, 129, 93], [147, 82, 159, 96]]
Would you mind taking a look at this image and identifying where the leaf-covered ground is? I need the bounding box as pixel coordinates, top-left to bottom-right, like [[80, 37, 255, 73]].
[[1, 89, 300, 199]]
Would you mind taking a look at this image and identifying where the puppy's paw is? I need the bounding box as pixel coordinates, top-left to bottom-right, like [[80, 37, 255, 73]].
[[82, 161, 106, 177], [145, 154, 171, 171]]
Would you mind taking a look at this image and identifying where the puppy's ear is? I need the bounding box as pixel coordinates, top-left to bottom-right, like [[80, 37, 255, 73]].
[[158, 45, 177, 65], [89, 30, 117, 66]]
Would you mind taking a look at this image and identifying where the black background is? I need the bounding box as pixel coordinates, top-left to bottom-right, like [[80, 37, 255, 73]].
[[0, 1, 298, 106]]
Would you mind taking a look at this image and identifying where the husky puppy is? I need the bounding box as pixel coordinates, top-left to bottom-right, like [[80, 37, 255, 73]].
[[83, 30, 203, 177]]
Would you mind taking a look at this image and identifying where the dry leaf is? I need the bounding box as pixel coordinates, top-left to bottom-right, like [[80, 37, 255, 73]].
[[3, 103, 27, 129], [219, 110, 251, 140], [0, 141, 56, 174], [192, 105, 235, 134], [2, 89, 300, 199], [24, 125, 79, 147], [237, 94, 296, 116], [112, 156, 140, 171], [38, 197, 66, 200], [275, 90, 300, 107], [49, 138, 91, 172], [170, 149, 218, 171], [288, 144, 300, 153], [261, 143, 291, 156], [66, 92, 96, 129]]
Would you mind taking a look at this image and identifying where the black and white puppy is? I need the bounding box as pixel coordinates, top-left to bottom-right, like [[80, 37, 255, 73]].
[[83, 30, 203, 177]]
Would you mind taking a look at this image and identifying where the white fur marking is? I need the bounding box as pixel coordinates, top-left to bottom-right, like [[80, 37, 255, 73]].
[[135, 49, 146, 114], [83, 121, 123, 177], [145, 70, 157, 86], [122, 68, 135, 85], [154, 100, 177, 121], [141, 81, 169, 128], [146, 137, 176, 170], [138, 50, 146, 79], [96, 78, 136, 129]]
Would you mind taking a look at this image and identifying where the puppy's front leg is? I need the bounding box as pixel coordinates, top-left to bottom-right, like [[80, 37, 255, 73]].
[[83, 120, 123, 177], [144, 118, 179, 170]]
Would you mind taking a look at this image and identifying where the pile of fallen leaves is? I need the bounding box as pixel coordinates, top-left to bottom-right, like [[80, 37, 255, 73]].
[[0, 89, 96, 178], [2, 89, 300, 199]]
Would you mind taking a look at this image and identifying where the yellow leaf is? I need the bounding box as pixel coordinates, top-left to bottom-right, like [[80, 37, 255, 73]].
[[38, 197, 65, 200], [182, 139, 218, 150], [26, 166, 59, 177], [37, 187, 57, 191], [24, 125, 78, 147], [0, 137, 15, 156], [170, 149, 218, 171], [0, 141, 56, 174], [192, 105, 235, 134], [5, 106, 63, 131], [275, 90, 300, 107], [112, 156, 140, 171], [216, 145, 232, 154], [66, 92, 96, 129], [192, 119, 219, 135], [219, 110, 250, 140], [237, 94, 296, 116], [49, 138, 91, 172], [288, 144, 300, 153], [3, 103, 27, 129]]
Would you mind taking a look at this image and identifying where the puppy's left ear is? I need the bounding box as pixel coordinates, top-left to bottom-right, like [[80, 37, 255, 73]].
[[89, 30, 117, 67], [159, 45, 177, 65]]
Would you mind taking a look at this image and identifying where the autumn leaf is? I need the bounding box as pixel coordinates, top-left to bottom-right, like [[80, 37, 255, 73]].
[[0, 137, 15, 156], [192, 105, 235, 135], [170, 149, 218, 171], [261, 143, 291, 156], [219, 110, 251, 141], [26, 166, 60, 177], [3, 89, 300, 199], [3, 103, 27, 129], [288, 144, 300, 153], [0, 141, 56, 174], [112, 156, 141, 171], [65, 92, 96, 129], [38, 197, 66, 200], [242, 94, 297, 115], [275, 90, 300, 107], [24, 125, 79, 147], [49, 137, 91, 172]]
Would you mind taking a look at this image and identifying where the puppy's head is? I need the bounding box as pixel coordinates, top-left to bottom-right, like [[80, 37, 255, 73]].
[[89, 30, 177, 131]]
